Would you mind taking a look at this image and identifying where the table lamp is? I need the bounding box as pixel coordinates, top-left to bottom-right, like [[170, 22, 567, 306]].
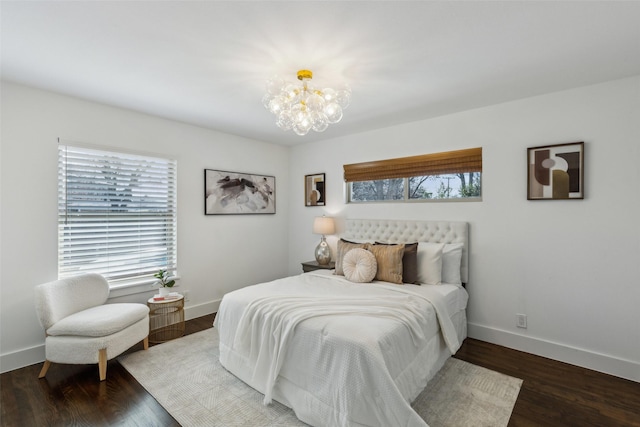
[[313, 216, 335, 265]]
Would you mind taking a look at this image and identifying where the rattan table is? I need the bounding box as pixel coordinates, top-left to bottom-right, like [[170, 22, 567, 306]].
[[147, 294, 185, 344]]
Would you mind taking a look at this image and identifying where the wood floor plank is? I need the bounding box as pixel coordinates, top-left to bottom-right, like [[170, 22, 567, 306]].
[[2, 313, 638, 427]]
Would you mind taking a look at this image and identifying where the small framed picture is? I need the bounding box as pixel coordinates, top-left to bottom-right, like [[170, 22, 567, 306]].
[[527, 142, 584, 200], [305, 173, 325, 206]]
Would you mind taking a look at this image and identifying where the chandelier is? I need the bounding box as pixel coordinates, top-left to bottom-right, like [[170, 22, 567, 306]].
[[262, 70, 351, 136]]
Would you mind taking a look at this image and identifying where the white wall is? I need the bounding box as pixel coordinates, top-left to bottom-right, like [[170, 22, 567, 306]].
[[0, 82, 290, 372], [3, 77, 638, 381], [287, 76, 640, 381]]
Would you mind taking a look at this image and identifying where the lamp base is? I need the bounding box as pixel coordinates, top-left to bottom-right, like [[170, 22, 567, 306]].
[[315, 236, 332, 265]]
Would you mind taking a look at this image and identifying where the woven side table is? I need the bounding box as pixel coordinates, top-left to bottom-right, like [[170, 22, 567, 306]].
[[147, 295, 185, 344]]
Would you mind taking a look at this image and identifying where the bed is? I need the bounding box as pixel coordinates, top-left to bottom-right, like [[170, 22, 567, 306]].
[[214, 219, 469, 427]]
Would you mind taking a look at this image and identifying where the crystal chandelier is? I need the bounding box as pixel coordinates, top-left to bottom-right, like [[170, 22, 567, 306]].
[[262, 70, 351, 136]]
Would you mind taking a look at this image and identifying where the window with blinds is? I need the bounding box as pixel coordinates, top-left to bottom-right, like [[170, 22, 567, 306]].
[[344, 148, 482, 202], [58, 143, 178, 288]]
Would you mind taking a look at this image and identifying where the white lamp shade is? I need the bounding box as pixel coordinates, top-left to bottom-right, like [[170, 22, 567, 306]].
[[313, 216, 335, 235]]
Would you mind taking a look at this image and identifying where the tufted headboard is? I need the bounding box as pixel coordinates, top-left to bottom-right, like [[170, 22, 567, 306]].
[[342, 219, 469, 284]]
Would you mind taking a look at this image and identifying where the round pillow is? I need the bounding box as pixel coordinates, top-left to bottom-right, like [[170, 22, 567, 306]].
[[342, 248, 377, 283]]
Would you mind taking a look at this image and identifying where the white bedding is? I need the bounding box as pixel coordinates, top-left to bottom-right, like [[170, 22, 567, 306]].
[[215, 270, 468, 427]]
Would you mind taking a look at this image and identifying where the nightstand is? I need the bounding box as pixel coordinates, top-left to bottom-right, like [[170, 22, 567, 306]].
[[301, 260, 335, 273]]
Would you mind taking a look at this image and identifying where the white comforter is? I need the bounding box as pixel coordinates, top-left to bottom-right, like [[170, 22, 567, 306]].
[[215, 271, 467, 427]]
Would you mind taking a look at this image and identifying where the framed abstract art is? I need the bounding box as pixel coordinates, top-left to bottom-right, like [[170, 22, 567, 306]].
[[305, 173, 326, 206], [204, 169, 275, 214], [527, 142, 584, 200]]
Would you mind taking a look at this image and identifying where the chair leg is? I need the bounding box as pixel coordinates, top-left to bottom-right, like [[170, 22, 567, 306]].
[[38, 360, 52, 379], [98, 348, 107, 381], [143, 336, 149, 350]]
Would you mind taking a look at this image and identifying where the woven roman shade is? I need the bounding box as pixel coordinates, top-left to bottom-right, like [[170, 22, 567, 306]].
[[343, 147, 482, 182]]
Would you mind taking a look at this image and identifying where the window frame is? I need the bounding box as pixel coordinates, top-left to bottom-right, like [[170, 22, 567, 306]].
[[344, 148, 482, 203], [57, 141, 178, 292]]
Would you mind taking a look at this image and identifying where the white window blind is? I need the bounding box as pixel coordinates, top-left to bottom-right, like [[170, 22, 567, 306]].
[[58, 143, 177, 287]]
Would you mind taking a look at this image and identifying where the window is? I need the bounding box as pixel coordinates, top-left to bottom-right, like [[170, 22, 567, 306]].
[[345, 148, 482, 202], [58, 143, 177, 288]]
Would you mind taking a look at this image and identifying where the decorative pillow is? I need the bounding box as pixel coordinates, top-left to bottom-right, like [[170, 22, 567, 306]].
[[417, 243, 444, 285], [442, 243, 464, 285], [368, 243, 405, 284], [335, 239, 370, 276], [342, 248, 377, 283], [374, 242, 418, 284]]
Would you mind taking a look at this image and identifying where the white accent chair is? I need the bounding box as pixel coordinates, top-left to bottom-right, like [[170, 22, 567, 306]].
[[34, 273, 150, 381]]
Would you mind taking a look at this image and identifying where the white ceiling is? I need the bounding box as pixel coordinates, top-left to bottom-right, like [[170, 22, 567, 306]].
[[2, 1, 639, 145]]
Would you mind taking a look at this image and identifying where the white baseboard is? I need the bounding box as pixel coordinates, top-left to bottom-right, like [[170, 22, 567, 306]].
[[0, 344, 46, 374], [1, 298, 222, 374], [467, 322, 640, 383], [184, 298, 220, 321]]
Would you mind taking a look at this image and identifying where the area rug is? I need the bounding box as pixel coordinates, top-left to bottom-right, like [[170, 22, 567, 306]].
[[119, 329, 522, 427]]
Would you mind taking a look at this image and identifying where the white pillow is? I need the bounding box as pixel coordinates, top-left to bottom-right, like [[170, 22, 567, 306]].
[[442, 243, 463, 285], [417, 243, 444, 285], [342, 248, 377, 283]]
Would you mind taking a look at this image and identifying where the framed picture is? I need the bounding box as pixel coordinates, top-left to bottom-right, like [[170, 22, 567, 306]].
[[305, 173, 325, 206], [204, 169, 275, 214], [527, 142, 584, 200]]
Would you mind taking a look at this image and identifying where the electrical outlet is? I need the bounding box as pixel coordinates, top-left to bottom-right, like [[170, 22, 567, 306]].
[[516, 313, 527, 329], [183, 290, 190, 302]]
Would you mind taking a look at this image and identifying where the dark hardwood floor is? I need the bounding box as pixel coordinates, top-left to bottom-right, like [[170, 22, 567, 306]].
[[455, 339, 640, 427], [2, 314, 638, 426]]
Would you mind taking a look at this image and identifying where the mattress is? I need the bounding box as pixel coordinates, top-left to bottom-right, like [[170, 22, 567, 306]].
[[215, 270, 468, 427]]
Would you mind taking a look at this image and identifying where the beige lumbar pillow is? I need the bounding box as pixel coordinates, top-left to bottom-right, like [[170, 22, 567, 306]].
[[367, 243, 405, 284], [342, 248, 378, 283]]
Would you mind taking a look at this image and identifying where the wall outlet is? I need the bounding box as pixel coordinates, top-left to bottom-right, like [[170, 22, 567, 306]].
[[183, 290, 190, 302], [516, 313, 527, 329]]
